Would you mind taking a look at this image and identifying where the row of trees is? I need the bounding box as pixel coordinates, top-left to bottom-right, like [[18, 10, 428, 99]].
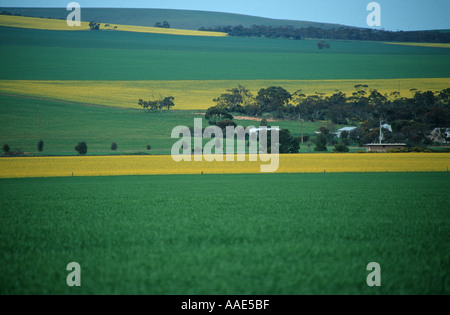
[[208, 85, 450, 146], [89, 21, 101, 30], [2, 141, 44, 156], [199, 24, 450, 43], [74, 142, 151, 154], [2, 141, 153, 155], [138, 96, 175, 113], [154, 21, 171, 28]]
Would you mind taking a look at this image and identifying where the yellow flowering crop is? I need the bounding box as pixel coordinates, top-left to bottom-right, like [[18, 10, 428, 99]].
[[1, 78, 449, 110], [0, 15, 227, 37], [0, 153, 448, 178], [0, 15, 91, 31], [384, 42, 450, 49]]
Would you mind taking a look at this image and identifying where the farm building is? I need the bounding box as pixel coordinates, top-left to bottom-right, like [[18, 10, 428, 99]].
[[336, 127, 357, 138], [380, 124, 392, 132], [365, 143, 407, 152], [429, 127, 450, 144], [248, 127, 281, 135]]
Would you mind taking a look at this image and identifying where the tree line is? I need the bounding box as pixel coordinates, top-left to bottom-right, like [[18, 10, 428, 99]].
[[207, 85, 450, 147], [154, 21, 170, 28], [138, 96, 175, 113], [199, 24, 450, 43]]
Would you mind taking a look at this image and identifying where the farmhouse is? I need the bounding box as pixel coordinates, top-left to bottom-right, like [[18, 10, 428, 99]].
[[365, 143, 407, 152]]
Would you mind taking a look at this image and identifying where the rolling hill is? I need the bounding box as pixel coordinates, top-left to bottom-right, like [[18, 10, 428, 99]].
[[0, 22, 449, 112], [1, 25, 449, 81], [0, 7, 353, 30]]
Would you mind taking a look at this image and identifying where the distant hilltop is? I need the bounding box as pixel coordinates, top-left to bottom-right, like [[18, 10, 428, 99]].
[[0, 7, 351, 30]]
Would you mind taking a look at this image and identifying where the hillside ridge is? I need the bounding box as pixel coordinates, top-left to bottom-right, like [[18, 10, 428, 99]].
[[0, 7, 352, 30]]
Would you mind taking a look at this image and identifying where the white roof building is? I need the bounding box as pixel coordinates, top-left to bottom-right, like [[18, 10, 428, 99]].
[[336, 127, 357, 138], [248, 127, 281, 135], [381, 124, 392, 132]]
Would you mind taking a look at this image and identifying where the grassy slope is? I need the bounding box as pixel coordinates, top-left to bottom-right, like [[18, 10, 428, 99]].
[[0, 7, 350, 30], [0, 15, 228, 36], [0, 172, 449, 294], [0, 95, 322, 155], [1, 26, 449, 81]]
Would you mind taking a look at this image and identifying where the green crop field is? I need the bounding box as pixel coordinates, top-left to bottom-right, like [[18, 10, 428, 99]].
[[0, 172, 449, 294], [0, 94, 200, 155], [1, 26, 449, 81], [0, 94, 326, 155]]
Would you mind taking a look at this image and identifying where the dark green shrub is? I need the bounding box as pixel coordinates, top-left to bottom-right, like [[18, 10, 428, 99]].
[[37, 140, 44, 152], [314, 134, 328, 152], [3, 144, 10, 153], [386, 148, 402, 153], [333, 142, 350, 153], [75, 142, 87, 155], [411, 146, 432, 153]]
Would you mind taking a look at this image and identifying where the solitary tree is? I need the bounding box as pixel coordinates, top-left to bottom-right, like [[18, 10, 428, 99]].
[[278, 129, 300, 153], [314, 134, 328, 151], [317, 41, 330, 49], [37, 140, 44, 152], [111, 142, 117, 151], [161, 96, 175, 111], [2, 144, 10, 154], [75, 142, 87, 155]]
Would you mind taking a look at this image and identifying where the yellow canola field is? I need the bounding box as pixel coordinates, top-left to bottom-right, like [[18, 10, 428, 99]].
[[109, 24, 227, 37], [384, 42, 450, 49], [0, 153, 448, 178], [1, 78, 449, 110], [0, 15, 227, 37], [0, 15, 90, 30]]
